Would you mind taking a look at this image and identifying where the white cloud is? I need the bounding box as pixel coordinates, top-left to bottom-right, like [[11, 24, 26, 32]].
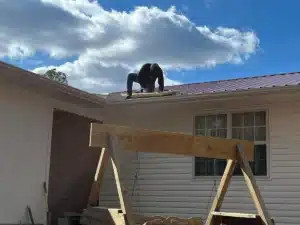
[[0, 0, 260, 93]]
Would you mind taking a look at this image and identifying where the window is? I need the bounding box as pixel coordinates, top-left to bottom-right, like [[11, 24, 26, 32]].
[[194, 111, 267, 177]]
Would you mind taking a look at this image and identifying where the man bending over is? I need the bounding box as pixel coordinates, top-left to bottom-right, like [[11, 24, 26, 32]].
[[126, 63, 164, 99]]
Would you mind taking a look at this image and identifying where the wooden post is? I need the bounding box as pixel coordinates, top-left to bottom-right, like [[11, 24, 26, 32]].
[[87, 147, 110, 207], [205, 159, 237, 225], [237, 144, 273, 225], [107, 134, 136, 225], [205, 144, 273, 225]]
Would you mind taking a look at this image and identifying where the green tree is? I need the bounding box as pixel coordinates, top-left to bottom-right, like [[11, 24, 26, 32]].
[[44, 68, 68, 85]]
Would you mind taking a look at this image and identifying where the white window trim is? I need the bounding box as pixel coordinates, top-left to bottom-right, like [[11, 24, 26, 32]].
[[192, 107, 272, 181]]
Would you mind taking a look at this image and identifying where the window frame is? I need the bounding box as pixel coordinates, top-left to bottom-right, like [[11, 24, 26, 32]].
[[192, 107, 272, 180]]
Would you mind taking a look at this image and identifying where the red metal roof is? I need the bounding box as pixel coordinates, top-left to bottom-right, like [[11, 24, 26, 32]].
[[107, 71, 300, 102], [166, 72, 300, 95]]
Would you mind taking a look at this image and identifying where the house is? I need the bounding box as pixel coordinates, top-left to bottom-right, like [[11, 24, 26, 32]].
[[1, 59, 300, 225], [0, 61, 106, 225], [98, 72, 300, 225]]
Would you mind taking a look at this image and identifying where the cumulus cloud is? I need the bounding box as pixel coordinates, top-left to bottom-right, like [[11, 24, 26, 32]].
[[0, 0, 260, 93]]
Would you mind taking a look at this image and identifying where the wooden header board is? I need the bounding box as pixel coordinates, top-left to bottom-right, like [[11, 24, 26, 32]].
[[89, 123, 254, 161]]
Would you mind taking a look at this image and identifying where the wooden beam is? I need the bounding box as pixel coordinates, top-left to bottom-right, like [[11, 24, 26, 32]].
[[90, 123, 254, 161], [237, 144, 273, 225], [87, 147, 110, 207], [120, 90, 178, 99]]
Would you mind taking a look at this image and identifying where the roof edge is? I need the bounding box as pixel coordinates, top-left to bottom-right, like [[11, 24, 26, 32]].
[[106, 85, 300, 106], [0, 61, 106, 106], [164, 71, 300, 89]]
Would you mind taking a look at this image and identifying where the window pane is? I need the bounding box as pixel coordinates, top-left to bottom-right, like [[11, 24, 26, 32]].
[[195, 113, 268, 177], [244, 112, 254, 126], [218, 129, 227, 138], [255, 144, 267, 160], [232, 128, 243, 139], [206, 128, 217, 137], [233, 164, 243, 175], [195, 116, 206, 129], [206, 159, 214, 175], [255, 159, 267, 175], [195, 147, 267, 177], [255, 111, 266, 126], [194, 114, 226, 176], [232, 113, 243, 127], [244, 127, 254, 141], [255, 127, 266, 141], [206, 115, 217, 129], [233, 144, 267, 176], [217, 114, 227, 128], [254, 145, 267, 175], [195, 157, 207, 175], [216, 159, 227, 175], [195, 129, 205, 136], [195, 158, 217, 176]]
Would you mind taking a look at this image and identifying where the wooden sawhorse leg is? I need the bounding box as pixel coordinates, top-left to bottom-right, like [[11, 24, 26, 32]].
[[87, 133, 136, 225], [205, 144, 273, 225], [87, 147, 110, 207]]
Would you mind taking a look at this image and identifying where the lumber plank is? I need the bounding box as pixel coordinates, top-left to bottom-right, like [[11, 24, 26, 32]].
[[87, 147, 109, 207], [212, 211, 258, 219], [120, 90, 178, 99], [90, 123, 254, 161]]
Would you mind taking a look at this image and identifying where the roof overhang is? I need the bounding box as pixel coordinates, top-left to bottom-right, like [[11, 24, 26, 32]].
[[0, 61, 106, 108]]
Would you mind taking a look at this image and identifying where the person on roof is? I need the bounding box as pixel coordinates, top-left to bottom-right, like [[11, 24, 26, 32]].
[[126, 63, 164, 99]]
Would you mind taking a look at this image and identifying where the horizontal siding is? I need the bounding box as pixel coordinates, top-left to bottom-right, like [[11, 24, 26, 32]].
[[100, 97, 300, 225]]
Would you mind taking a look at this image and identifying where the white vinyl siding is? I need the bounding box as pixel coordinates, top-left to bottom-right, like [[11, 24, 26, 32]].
[[99, 95, 300, 225]]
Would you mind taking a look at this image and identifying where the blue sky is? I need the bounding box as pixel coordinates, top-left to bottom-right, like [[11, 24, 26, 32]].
[[1, 0, 300, 92], [97, 0, 300, 82]]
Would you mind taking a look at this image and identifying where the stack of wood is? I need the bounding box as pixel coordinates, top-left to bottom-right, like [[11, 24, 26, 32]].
[[80, 207, 124, 225], [139, 215, 203, 225], [80, 207, 203, 225]]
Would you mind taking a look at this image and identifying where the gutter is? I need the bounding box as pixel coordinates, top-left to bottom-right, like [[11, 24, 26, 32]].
[[106, 85, 300, 106]]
